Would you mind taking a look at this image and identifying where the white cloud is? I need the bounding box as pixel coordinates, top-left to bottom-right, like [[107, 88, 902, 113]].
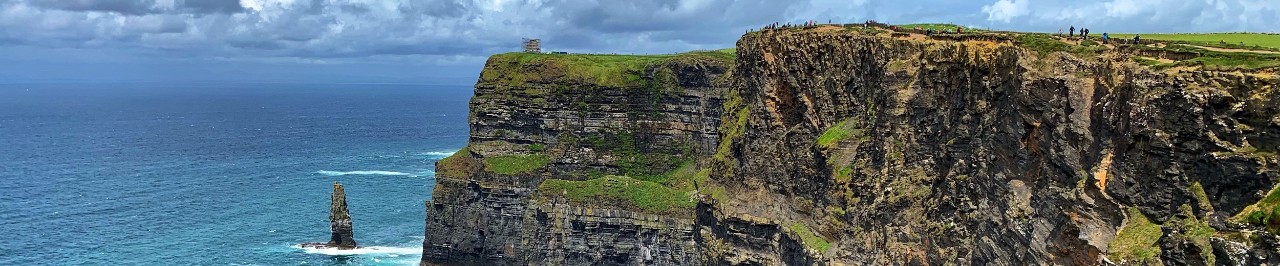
[[1102, 0, 1144, 17], [981, 0, 1028, 23]]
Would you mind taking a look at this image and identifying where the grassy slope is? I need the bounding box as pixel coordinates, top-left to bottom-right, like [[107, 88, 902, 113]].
[[482, 49, 735, 87], [1109, 33, 1280, 50]]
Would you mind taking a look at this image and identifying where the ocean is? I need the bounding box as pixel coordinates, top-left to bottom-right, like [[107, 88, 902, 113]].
[[0, 82, 471, 265]]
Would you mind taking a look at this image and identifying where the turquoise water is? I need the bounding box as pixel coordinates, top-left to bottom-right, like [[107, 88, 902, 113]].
[[0, 83, 470, 265]]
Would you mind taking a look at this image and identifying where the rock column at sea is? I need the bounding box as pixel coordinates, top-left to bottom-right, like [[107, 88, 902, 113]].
[[329, 181, 357, 249]]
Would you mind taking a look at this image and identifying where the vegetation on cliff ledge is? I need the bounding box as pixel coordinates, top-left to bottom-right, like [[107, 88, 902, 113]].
[[1238, 184, 1280, 232], [1108, 207, 1163, 264], [484, 153, 551, 175], [435, 147, 480, 178], [789, 222, 832, 253], [538, 175, 696, 214]]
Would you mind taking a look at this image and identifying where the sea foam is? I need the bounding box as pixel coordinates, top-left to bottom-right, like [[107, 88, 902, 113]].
[[294, 245, 422, 256], [315, 170, 416, 177], [421, 150, 457, 159]]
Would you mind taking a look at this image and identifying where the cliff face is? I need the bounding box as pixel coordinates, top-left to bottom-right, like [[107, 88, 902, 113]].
[[422, 51, 732, 265], [424, 27, 1280, 265]]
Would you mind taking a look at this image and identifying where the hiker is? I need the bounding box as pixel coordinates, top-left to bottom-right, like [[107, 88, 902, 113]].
[[957, 26, 963, 34], [1133, 34, 1141, 44], [1058, 28, 1064, 35], [1069, 26, 1075, 37], [1101, 32, 1109, 43], [1082, 28, 1089, 39]]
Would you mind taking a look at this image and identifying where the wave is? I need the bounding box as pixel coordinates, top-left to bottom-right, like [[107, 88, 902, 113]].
[[315, 170, 417, 177], [293, 245, 422, 256], [421, 150, 457, 159]]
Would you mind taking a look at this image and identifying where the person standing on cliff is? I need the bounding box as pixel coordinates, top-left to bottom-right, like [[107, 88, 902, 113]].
[[1069, 26, 1075, 37]]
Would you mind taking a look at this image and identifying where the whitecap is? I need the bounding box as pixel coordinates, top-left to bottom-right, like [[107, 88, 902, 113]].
[[315, 170, 416, 177], [421, 150, 457, 159], [293, 245, 422, 256]]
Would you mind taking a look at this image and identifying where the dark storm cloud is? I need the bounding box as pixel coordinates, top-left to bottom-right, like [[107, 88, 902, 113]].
[[0, 0, 1276, 64], [25, 0, 244, 15], [28, 0, 158, 15], [175, 0, 244, 14]]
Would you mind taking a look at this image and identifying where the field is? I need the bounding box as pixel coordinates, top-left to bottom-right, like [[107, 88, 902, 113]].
[[1107, 33, 1280, 50], [482, 48, 735, 87], [897, 23, 986, 32]]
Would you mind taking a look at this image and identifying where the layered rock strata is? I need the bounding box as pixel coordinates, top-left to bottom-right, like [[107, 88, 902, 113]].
[[303, 181, 357, 250], [423, 28, 1280, 265]]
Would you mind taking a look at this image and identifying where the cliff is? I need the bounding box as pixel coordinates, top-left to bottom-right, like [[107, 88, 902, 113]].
[[423, 26, 1280, 265], [422, 50, 733, 265]]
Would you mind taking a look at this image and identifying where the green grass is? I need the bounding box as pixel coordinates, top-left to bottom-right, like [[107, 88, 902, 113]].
[[817, 119, 853, 147], [1181, 211, 1218, 265], [1237, 185, 1280, 233], [435, 146, 479, 178], [1235, 184, 1280, 220], [1015, 34, 1106, 56], [538, 175, 696, 213], [1109, 33, 1280, 50], [896, 23, 984, 32], [1190, 182, 1213, 212], [483, 154, 551, 175], [789, 222, 832, 253], [481, 49, 735, 87], [1109, 207, 1163, 263]]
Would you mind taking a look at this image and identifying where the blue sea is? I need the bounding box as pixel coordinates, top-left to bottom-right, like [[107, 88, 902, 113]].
[[0, 83, 471, 265]]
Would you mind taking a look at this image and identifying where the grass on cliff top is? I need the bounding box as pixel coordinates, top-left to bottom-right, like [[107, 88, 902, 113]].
[[1109, 207, 1163, 264], [789, 222, 832, 253], [483, 153, 550, 175], [1108, 33, 1280, 50], [435, 146, 480, 178], [896, 23, 987, 32], [482, 49, 734, 87], [1015, 34, 1106, 56], [538, 175, 696, 214]]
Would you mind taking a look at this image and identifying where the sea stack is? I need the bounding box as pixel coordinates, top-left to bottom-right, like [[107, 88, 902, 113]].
[[303, 181, 357, 250], [328, 181, 357, 249]]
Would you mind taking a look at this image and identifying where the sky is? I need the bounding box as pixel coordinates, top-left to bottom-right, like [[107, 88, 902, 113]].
[[0, 0, 1276, 84]]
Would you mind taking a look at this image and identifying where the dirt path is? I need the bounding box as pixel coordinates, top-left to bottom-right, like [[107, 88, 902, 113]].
[[1136, 56, 1174, 64], [1185, 45, 1280, 55]]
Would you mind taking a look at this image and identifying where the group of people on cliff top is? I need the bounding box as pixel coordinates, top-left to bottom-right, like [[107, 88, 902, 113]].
[[758, 19, 844, 31], [916, 26, 965, 36], [1060, 25, 1142, 44]]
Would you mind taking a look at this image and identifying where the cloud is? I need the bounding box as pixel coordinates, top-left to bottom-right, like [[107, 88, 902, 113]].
[[981, 0, 1028, 23], [27, 0, 159, 15], [175, 0, 245, 14], [0, 0, 1277, 73]]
